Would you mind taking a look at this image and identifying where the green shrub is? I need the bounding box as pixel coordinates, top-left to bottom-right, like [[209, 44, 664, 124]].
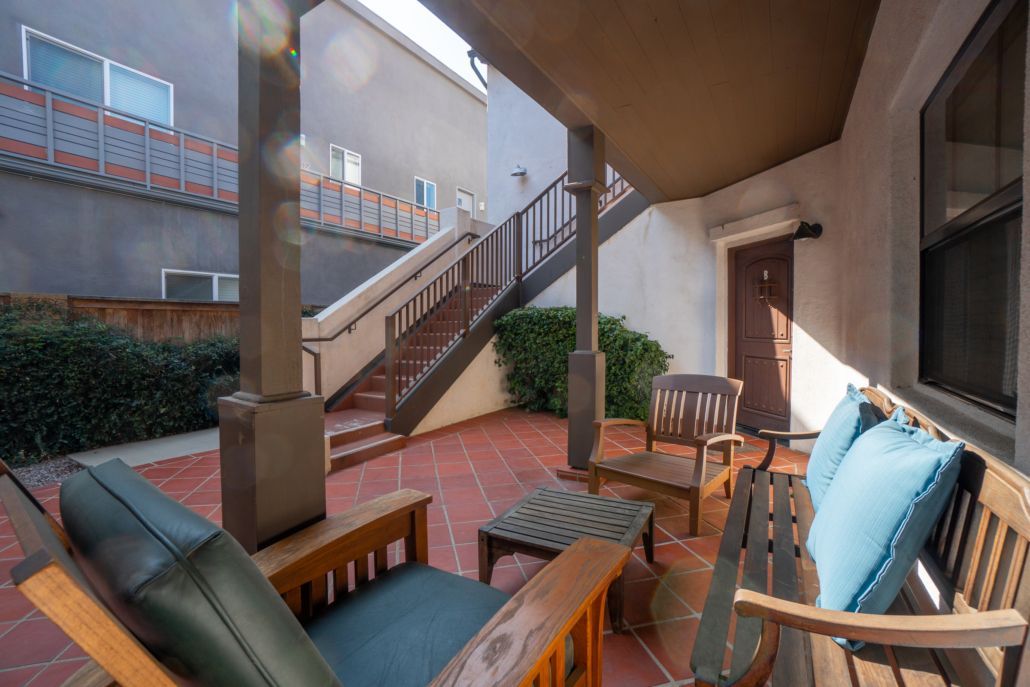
[[0, 301, 240, 466], [493, 306, 671, 419]]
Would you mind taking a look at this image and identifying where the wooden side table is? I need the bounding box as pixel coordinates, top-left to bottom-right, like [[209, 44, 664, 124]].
[[478, 488, 655, 632]]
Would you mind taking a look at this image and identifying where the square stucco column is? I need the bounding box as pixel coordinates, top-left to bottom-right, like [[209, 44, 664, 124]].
[[219, 0, 326, 553], [566, 126, 607, 470]]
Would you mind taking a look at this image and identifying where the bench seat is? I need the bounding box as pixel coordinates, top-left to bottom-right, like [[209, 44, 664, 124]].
[[689, 388, 1030, 687]]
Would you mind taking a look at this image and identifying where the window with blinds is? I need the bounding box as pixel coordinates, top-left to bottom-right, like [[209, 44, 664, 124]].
[[919, 0, 1025, 417], [24, 30, 172, 126], [163, 271, 239, 302], [329, 145, 361, 184]]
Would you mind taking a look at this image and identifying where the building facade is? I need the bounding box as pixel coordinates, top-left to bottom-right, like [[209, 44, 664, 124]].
[[0, 0, 486, 306]]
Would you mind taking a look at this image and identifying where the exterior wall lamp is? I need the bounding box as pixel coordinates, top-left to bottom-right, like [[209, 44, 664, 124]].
[[792, 221, 823, 241], [511, 164, 528, 177]]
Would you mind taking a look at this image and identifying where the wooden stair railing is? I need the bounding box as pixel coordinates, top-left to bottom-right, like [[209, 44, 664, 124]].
[[384, 169, 631, 420]]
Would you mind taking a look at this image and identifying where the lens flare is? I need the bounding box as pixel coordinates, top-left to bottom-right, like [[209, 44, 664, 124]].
[[324, 29, 379, 93], [237, 0, 291, 56]]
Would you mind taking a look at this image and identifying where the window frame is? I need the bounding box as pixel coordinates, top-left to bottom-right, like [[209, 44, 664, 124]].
[[456, 186, 476, 218], [414, 176, 437, 210], [329, 144, 362, 185], [161, 269, 239, 302], [21, 25, 174, 126], [917, 0, 1024, 418]]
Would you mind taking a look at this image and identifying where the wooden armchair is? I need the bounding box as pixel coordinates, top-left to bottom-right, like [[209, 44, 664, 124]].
[[0, 460, 630, 687], [588, 374, 745, 535]]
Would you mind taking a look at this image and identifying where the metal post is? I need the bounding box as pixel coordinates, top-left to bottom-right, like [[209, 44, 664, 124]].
[[178, 131, 185, 191], [213, 142, 219, 199], [461, 254, 472, 335], [44, 91, 54, 163], [515, 212, 524, 280], [97, 106, 105, 175], [378, 191, 383, 236], [219, 0, 325, 553], [145, 123, 153, 189], [384, 314, 397, 420], [565, 126, 606, 470], [359, 185, 364, 232], [318, 175, 324, 224]]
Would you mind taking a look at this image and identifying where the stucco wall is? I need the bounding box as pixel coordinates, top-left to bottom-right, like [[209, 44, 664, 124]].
[[0, 171, 406, 305], [486, 71, 567, 223]]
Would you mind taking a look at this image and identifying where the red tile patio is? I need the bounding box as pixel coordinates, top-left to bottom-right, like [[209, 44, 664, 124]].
[[0, 408, 808, 687]]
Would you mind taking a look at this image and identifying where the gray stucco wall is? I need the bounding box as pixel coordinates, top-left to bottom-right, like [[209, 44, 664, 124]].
[[486, 71, 566, 223], [0, 171, 406, 305], [0, 0, 486, 213]]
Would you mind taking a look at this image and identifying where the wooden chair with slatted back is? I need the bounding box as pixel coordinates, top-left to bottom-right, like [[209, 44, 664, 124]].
[[588, 374, 745, 535]]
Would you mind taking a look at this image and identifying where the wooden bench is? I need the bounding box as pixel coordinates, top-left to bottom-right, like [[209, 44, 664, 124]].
[[689, 388, 1030, 686], [0, 459, 630, 687]]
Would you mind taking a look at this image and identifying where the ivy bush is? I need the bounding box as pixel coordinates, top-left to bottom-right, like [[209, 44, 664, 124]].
[[0, 301, 240, 466], [494, 306, 671, 419]]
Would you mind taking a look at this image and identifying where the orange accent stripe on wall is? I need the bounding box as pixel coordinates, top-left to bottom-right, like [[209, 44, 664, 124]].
[[382, 228, 397, 237], [362, 191, 378, 202], [104, 115, 144, 135], [414, 236, 427, 243], [217, 148, 237, 162], [323, 180, 341, 192], [106, 162, 145, 181], [300, 208, 320, 220], [363, 223, 380, 233], [52, 99, 97, 121], [381, 197, 397, 208], [184, 138, 212, 155], [323, 214, 341, 224], [429, 211, 439, 221], [301, 172, 321, 186], [398, 202, 412, 213], [55, 151, 99, 171], [218, 189, 238, 202], [414, 208, 427, 217], [343, 186, 361, 197], [0, 82, 45, 106], [186, 181, 213, 196], [149, 129, 178, 145], [344, 219, 360, 229], [0, 136, 46, 159], [152, 173, 179, 188]]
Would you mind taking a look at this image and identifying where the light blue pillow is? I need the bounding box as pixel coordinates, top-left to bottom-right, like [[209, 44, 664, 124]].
[[806, 416, 964, 645], [805, 384, 883, 510]]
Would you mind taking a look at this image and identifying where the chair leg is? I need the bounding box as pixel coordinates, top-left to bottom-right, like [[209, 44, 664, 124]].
[[724, 476, 733, 498], [688, 490, 702, 536], [588, 465, 600, 495]]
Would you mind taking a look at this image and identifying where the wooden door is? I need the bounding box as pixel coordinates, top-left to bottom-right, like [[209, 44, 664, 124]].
[[730, 237, 793, 431]]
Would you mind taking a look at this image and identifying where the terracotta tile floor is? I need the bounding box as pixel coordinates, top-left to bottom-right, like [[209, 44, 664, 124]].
[[0, 408, 808, 687]]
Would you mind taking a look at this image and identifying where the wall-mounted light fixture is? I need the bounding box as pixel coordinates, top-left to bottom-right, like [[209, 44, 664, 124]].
[[511, 164, 527, 177], [792, 221, 823, 241]]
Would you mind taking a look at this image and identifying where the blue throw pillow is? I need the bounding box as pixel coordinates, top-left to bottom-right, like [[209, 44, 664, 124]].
[[805, 384, 883, 510], [806, 417, 964, 644]]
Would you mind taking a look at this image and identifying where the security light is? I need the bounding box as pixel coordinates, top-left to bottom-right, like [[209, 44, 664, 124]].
[[792, 221, 823, 241], [511, 164, 527, 177]]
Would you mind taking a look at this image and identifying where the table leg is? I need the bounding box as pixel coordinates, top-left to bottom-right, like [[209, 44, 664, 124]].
[[643, 510, 655, 563], [478, 532, 495, 584], [607, 573, 625, 633]]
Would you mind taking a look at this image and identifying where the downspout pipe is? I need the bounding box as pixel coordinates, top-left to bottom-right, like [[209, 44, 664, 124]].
[[467, 49, 487, 90]]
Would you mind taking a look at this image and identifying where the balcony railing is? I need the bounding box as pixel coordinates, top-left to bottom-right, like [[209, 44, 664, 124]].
[[0, 71, 439, 242]]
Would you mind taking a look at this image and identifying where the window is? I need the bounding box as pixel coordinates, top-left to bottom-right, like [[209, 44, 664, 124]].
[[920, 0, 1025, 416], [23, 27, 173, 126], [329, 145, 361, 185], [163, 270, 239, 302], [415, 176, 437, 210]]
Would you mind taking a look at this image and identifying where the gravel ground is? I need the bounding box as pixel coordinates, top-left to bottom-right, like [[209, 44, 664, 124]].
[[11, 455, 85, 488]]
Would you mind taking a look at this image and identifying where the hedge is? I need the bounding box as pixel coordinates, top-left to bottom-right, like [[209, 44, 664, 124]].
[[0, 301, 239, 466], [493, 306, 671, 420]]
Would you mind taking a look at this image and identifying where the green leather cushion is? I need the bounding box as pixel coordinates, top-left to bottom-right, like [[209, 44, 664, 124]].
[[306, 562, 510, 686], [60, 459, 340, 686]]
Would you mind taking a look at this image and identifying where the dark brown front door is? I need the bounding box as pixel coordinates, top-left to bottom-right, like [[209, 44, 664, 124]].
[[730, 237, 793, 431]]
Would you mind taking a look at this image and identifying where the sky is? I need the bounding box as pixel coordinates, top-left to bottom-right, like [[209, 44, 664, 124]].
[[354, 0, 486, 92]]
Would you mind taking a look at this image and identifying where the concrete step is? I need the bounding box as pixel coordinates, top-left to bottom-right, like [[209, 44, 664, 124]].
[[329, 431, 407, 472], [354, 390, 386, 412], [369, 374, 386, 392]]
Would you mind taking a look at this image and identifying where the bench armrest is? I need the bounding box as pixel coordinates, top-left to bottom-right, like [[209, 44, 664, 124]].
[[695, 432, 745, 448], [431, 538, 632, 686], [252, 489, 432, 594], [734, 589, 1028, 649], [589, 418, 647, 464], [756, 429, 822, 470]]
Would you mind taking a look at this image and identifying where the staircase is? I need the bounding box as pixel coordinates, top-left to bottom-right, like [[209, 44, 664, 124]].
[[319, 168, 645, 468]]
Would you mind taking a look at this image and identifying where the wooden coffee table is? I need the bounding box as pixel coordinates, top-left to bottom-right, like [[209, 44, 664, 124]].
[[478, 488, 654, 632]]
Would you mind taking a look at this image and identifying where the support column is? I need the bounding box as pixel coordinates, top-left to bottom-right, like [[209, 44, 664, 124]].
[[565, 126, 606, 470], [219, 0, 325, 553]]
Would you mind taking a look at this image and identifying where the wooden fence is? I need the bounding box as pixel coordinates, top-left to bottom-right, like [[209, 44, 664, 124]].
[[1, 293, 320, 343]]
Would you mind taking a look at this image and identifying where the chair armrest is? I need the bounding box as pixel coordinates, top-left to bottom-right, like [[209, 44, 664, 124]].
[[756, 429, 821, 471], [430, 538, 631, 686], [734, 589, 1028, 649], [589, 418, 647, 464], [695, 432, 746, 448], [252, 489, 432, 594]]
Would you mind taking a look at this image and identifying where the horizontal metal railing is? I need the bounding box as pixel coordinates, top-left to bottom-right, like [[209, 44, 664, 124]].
[[0, 71, 439, 242], [384, 169, 631, 417]]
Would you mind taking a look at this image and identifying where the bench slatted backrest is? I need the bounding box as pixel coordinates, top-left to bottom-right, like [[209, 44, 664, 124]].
[[647, 374, 743, 449], [0, 474, 174, 686], [862, 388, 1030, 686]]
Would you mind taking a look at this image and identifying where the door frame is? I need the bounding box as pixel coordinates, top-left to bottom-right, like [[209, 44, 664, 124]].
[[727, 235, 795, 430]]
